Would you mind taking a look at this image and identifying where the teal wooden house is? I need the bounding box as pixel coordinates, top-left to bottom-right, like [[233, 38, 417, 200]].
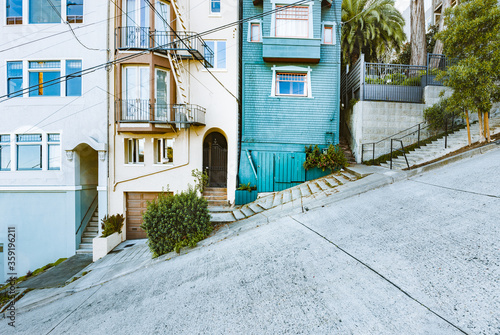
[[237, 0, 341, 200]]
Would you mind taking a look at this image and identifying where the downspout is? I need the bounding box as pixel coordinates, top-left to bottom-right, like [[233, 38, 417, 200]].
[[106, 0, 111, 214], [113, 128, 191, 191]]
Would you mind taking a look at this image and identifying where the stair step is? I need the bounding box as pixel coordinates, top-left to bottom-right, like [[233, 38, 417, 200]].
[[81, 237, 94, 244], [232, 210, 246, 220], [272, 193, 283, 207], [76, 249, 92, 254], [79, 243, 93, 249], [308, 182, 322, 194], [207, 200, 228, 206], [240, 206, 255, 217], [204, 195, 227, 200], [86, 227, 98, 232]]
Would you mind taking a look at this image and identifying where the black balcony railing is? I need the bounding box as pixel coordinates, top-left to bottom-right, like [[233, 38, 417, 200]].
[[116, 27, 214, 67], [117, 99, 206, 126]]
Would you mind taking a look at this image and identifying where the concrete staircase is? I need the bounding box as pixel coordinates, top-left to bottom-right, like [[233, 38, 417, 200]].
[[339, 137, 356, 164], [203, 188, 229, 207], [381, 111, 500, 170], [210, 169, 360, 224], [76, 208, 99, 255]]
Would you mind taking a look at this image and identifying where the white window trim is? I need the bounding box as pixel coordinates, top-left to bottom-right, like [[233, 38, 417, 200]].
[[321, 22, 336, 45], [8, 132, 62, 172], [270, 0, 314, 39], [270, 65, 313, 98], [203, 40, 227, 71], [209, 0, 221, 15], [247, 20, 263, 43]]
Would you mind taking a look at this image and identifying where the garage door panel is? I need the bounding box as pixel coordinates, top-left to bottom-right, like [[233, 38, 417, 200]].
[[126, 192, 159, 239]]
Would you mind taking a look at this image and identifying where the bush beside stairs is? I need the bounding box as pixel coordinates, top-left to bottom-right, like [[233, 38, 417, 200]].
[[381, 110, 500, 170], [209, 168, 361, 224]]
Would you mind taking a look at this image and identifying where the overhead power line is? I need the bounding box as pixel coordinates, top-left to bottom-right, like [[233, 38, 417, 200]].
[[0, 0, 312, 103]]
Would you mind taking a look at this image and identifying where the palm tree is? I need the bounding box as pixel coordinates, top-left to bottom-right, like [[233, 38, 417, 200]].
[[342, 0, 406, 67]]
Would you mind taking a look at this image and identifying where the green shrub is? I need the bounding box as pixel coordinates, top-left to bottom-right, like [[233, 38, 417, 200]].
[[191, 169, 209, 193], [101, 214, 124, 238], [237, 182, 256, 192], [424, 97, 461, 131], [304, 144, 348, 172], [141, 188, 212, 257]]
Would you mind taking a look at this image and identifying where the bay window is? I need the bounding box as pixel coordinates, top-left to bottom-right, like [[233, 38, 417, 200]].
[[155, 68, 170, 121], [122, 66, 150, 120]]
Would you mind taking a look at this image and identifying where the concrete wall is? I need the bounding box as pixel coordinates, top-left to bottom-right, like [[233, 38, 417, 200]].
[[347, 86, 454, 163]]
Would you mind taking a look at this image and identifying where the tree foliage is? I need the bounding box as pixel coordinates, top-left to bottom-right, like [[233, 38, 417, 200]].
[[436, 0, 500, 139], [342, 0, 406, 67], [423, 96, 461, 131]]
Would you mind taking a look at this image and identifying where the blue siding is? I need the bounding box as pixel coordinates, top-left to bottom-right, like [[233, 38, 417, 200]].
[[239, 0, 342, 192]]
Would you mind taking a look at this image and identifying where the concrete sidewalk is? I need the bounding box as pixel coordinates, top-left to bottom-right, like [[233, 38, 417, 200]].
[[11, 141, 500, 315]]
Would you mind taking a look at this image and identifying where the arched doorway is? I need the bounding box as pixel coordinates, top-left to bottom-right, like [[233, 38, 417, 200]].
[[203, 132, 228, 188]]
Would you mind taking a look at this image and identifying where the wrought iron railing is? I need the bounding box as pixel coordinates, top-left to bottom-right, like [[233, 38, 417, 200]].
[[115, 27, 214, 67], [426, 53, 450, 86], [117, 100, 206, 125], [118, 99, 151, 122]]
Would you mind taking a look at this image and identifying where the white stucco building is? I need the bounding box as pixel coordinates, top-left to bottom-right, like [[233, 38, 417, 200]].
[[108, 0, 238, 240], [0, 0, 109, 283]]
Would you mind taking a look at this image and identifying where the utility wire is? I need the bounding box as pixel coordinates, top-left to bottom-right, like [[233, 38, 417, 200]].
[[0, 0, 313, 103], [47, 0, 107, 51]]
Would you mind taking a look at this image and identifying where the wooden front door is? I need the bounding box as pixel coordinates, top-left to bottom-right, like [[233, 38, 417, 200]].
[[126, 192, 159, 239]]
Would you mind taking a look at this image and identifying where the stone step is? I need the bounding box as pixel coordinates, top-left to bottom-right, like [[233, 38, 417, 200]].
[[81, 237, 94, 244], [316, 179, 330, 191], [204, 195, 227, 200], [240, 206, 255, 217], [207, 200, 229, 206], [207, 206, 233, 213], [308, 182, 322, 194], [340, 171, 357, 182], [272, 193, 283, 207], [210, 212, 235, 223], [86, 227, 98, 233], [232, 209, 246, 220], [79, 243, 92, 250], [76, 249, 92, 255]]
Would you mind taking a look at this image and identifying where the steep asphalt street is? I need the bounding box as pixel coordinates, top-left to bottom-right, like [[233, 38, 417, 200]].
[[4, 148, 500, 334]]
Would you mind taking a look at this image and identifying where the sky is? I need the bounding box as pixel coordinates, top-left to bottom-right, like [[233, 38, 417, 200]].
[[394, 0, 432, 12]]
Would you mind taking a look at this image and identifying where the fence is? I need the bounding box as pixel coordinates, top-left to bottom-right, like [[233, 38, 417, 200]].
[[341, 53, 449, 106]]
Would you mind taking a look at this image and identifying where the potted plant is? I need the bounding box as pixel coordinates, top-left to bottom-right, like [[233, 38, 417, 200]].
[[92, 214, 125, 261], [235, 183, 258, 205]]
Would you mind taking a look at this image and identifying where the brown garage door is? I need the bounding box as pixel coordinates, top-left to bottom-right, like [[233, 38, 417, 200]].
[[126, 192, 160, 239]]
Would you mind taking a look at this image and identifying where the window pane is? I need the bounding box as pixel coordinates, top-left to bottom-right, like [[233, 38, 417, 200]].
[[205, 41, 214, 59], [48, 133, 60, 142], [66, 0, 83, 23], [156, 69, 168, 104], [48, 144, 60, 170], [275, 6, 309, 38], [7, 62, 23, 98], [29, 71, 61, 96], [0, 145, 11, 171], [217, 41, 226, 69], [324, 27, 333, 44], [138, 139, 144, 162], [278, 81, 290, 95], [17, 145, 42, 170], [211, 0, 220, 13], [17, 134, 42, 142], [165, 139, 173, 163], [66, 60, 82, 96], [7, 0, 23, 17], [251, 24, 260, 42], [29, 0, 61, 24]]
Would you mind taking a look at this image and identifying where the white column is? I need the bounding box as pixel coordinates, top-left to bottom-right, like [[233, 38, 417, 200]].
[[97, 150, 108, 236]]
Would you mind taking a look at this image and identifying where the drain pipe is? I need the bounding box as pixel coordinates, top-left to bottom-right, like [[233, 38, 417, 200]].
[[113, 128, 191, 191]]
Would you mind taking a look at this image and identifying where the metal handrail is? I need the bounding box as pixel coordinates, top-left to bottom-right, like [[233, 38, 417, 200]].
[[76, 194, 98, 235], [390, 139, 410, 170], [246, 149, 258, 181]]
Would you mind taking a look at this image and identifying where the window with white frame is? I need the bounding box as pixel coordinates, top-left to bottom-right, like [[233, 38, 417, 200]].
[[16, 134, 42, 170], [29, 0, 61, 24], [275, 5, 309, 38], [0, 135, 11, 171], [66, 0, 83, 23], [125, 138, 145, 164], [204, 41, 226, 69], [7, 62, 23, 98], [48, 134, 61, 170], [322, 23, 336, 44], [249, 21, 261, 42], [271, 66, 312, 98], [66, 60, 82, 96], [154, 138, 174, 164], [210, 0, 220, 14], [122, 66, 150, 120], [6, 0, 22, 24]]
